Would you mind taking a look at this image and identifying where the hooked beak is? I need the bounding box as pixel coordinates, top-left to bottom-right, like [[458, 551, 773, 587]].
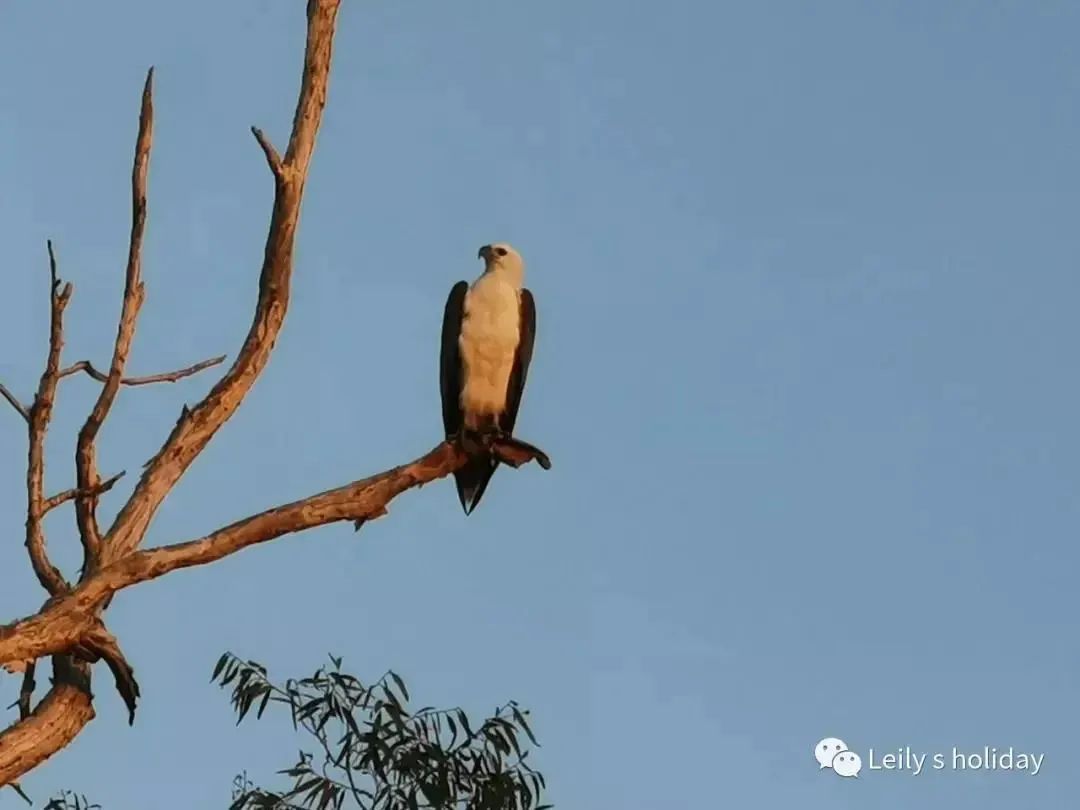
[[478, 244, 493, 261]]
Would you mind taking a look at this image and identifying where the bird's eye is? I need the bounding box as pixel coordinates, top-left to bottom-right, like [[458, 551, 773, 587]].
[[495, 247, 508, 257]]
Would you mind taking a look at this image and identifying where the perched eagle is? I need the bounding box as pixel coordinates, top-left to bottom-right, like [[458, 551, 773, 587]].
[[440, 243, 536, 514]]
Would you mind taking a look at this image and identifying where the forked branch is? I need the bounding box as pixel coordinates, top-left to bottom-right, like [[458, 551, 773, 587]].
[[99, 0, 341, 567], [0, 437, 550, 667], [25, 242, 74, 598], [0, 0, 552, 791], [0, 0, 344, 788]]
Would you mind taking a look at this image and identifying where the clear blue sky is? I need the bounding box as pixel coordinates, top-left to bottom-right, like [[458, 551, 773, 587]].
[[1, 1, 1078, 807]]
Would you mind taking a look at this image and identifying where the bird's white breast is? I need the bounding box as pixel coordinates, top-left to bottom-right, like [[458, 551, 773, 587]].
[[459, 272, 520, 425]]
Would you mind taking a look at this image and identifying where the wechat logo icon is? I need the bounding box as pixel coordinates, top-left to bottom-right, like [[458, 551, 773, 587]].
[[815, 737, 862, 778]]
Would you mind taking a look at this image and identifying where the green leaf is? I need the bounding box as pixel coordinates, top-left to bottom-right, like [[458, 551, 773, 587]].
[[297, 696, 324, 721], [285, 778, 321, 799], [212, 652, 231, 682], [342, 703, 363, 739], [315, 707, 333, 734], [512, 706, 539, 747], [390, 670, 410, 703], [256, 687, 272, 719], [505, 725, 523, 759], [381, 682, 404, 713], [317, 781, 337, 810], [457, 709, 473, 738], [236, 686, 257, 724]]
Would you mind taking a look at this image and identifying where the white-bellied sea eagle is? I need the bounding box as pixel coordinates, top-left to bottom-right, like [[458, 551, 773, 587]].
[[440, 243, 536, 514]]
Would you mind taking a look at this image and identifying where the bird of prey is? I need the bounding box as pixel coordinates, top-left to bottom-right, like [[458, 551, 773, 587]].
[[440, 243, 537, 514]]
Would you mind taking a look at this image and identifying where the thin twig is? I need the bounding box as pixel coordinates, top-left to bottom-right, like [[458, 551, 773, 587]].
[[25, 241, 74, 598], [42, 471, 126, 514], [59, 354, 226, 386], [0, 383, 29, 422], [75, 66, 154, 570], [251, 127, 283, 175], [16, 663, 36, 720]]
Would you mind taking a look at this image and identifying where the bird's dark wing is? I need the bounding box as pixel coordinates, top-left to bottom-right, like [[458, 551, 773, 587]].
[[441, 281, 494, 514], [440, 281, 468, 438], [500, 288, 536, 435]]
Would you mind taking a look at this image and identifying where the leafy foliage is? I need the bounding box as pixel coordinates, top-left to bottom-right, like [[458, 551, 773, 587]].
[[213, 653, 550, 810]]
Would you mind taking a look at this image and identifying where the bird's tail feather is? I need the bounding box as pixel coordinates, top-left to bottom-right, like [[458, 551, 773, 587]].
[[454, 456, 499, 515]]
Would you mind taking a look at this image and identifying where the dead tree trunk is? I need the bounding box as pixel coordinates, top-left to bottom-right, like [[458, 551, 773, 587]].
[[0, 0, 548, 788]]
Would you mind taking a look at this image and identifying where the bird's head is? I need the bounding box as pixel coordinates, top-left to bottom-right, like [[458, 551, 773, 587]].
[[478, 242, 524, 283]]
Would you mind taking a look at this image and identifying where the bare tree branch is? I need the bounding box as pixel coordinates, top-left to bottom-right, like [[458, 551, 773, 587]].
[[25, 242, 74, 598], [0, 0, 551, 791], [73, 625, 140, 725], [42, 472, 126, 515], [58, 354, 226, 386], [0, 658, 93, 788], [125, 442, 467, 577], [118, 438, 546, 589], [0, 383, 29, 422], [100, 1, 341, 567], [0, 2, 344, 786], [0, 437, 549, 668], [74, 68, 154, 572], [251, 127, 283, 175]]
